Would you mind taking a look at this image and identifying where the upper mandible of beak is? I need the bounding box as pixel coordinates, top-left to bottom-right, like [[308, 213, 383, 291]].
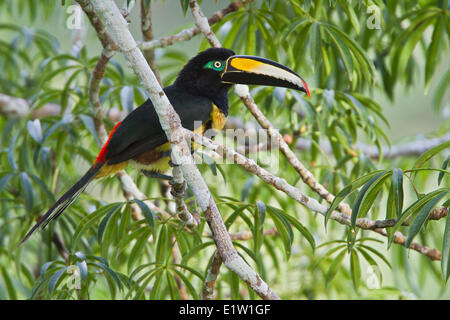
[[221, 55, 310, 98]]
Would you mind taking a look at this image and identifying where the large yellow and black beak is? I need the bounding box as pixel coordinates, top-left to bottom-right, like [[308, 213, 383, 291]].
[[221, 55, 310, 98]]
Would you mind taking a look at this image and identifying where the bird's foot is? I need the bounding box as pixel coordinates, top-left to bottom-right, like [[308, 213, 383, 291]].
[[169, 179, 186, 198]]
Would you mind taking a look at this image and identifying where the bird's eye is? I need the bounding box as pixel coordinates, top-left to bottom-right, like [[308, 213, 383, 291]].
[[213, 61, 222, 69]]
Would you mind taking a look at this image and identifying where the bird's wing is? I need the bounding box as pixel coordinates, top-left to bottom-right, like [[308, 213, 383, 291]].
[[104, 85, 212, 164]]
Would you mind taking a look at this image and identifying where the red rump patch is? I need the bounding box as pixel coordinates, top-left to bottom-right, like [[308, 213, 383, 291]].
[[95, 121, 122, 163]]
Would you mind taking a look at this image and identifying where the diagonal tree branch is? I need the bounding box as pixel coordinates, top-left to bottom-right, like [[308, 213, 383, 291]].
[[76, 0, 119, 51], [202, 251, 222, 300], [190, 1, 445, 265], [93, 0, 279, 300], [88, 48, 112, 142], [236, 89, 353, 216]]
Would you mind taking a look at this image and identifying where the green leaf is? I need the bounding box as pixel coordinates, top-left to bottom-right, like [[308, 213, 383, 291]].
[[172, 263, 205, 281], [425, 15, 444, 92], [438, 156, 449, 186], [120, 86, 134, 113], [385, 182, 396, 241], [166, 270, 181, 300], [0, 265, 17, 299], [179, 0, 189, 16], [72, 203, 123, 250], [325, 170, 387, 227], [350, 250, 361, 290], [442, 214, 450, 282], [29, 172, 55, 203], [310, 22, 322, 72], [48, 267, 67, 296], [432, 70, 450, 112], [128, 229, 152, 272], [266, 206, 294, 258], [412, 140, 450, 172], [27, 119, 43, 144], [254, 201, 266, 253], [325, 184, 352, 227], [269, 206, 315, 250], [181, 241, 215, 265], [281, 18, 312, 42], [342, 3, 360, 34], [351, 171, 389, 228], [133, 199, 155, 236], [390, 188, 450, 247], [392, 12, 436, 80], [79, 115, 101, 147], [245, 14, 256, 55], [392, 168, 404, 217], [405, 191, 449, 248], [356, 247, 383, 286], [0, 172, 14, 193], [324, 26, 354, 82], [357, 244, 392, 269], [325, 249, 346, 287], [8, 131, 19, 171], [90, 261, 123, 291], [155, 225, 170, 264], [19, 172, 33, 212], [97, 203, 122, 245], [170, 268, 200, 300], [149, 269, 164, 299]]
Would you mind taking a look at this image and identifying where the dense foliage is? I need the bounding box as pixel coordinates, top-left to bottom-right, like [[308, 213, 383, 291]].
[[0, 0, 448, 299]]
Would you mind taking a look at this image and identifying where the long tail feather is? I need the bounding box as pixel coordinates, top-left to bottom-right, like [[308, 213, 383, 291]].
[[17, 163, 104, 248]]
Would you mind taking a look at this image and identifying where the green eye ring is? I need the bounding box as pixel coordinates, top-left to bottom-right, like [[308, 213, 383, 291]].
[[203, 60, 225, 71]]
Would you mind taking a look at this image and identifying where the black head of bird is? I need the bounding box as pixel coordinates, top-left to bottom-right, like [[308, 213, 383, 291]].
[[174, 47, 310, 100]]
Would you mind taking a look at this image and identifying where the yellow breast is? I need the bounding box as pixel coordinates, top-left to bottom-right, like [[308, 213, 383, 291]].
[[96, 104, 227, 178], [193, 104, 227, 135], [210, 104, 227, 130]]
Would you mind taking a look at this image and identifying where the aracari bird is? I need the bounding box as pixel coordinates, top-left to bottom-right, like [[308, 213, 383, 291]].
[[19, 48, 309, 246]]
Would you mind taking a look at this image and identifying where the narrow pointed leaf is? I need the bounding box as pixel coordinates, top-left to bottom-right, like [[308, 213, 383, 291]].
[[405, 191, 449, 248]]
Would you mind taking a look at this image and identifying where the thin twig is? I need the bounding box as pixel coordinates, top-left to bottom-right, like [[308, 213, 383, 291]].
[[187, 128, 443, 261], [171, 166, 199, 228], [76, 0, 119, 51], [224, 116, 450, 160], [374, 229, 441, 261], [139, 0, 253, 50], [51, 233, 69, 263], [202, 251, 222, 300], [236, 88, 353, 216], [171, 237, 189, 300], [88, 49, 112, 142]]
